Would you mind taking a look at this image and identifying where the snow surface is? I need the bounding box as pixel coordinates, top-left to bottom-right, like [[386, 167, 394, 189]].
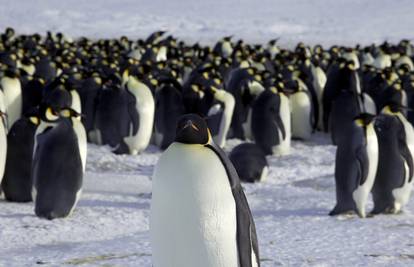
[[0, 1, 414, 266], [0, 0, 413, 46]]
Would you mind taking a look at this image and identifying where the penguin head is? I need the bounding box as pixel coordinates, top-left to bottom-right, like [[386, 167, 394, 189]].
[[354, 113, 376, 128], [175, 114, 210, 145], [60, 107, 82, 120]]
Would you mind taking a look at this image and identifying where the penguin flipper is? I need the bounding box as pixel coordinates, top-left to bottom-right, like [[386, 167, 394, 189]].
[[206, 107, 223, 136], [356, 145, 369, 186], [275, 114, 286, 141], [205, 143, 260, 267], [126, 91, 140, 135], [398, 128, 414, 183]]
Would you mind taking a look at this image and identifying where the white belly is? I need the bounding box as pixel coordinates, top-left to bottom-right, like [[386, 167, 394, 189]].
[[124, 79, 155, 154], [1, 77, 22, 129], [352, 123, 378, 217], [70, 90, 82, 114], [290, 91, 312, 140], [392, 114, 414, 211], [150, 143, 238, 267], [72, 119, 87, 172], [273, 93, 291, 155]]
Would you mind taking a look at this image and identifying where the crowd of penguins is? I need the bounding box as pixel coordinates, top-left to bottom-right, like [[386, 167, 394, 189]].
[[0, 27, 413, 220]]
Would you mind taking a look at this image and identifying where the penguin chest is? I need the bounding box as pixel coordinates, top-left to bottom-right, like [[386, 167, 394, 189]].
[[1, 77, 22, 128], [352, 124, 379, 217], [124, 83, 155, 154], [151, 143, 238, 267], [392, 114, 414, 210], [290, 91, 312, 139]]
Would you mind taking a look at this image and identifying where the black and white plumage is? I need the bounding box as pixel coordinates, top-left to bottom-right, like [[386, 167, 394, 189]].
[[151, 114, 259, 267]]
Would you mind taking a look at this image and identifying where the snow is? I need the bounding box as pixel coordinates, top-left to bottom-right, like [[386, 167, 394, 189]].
[[0, 0, 414, 266], [0, 0, 413, 46]]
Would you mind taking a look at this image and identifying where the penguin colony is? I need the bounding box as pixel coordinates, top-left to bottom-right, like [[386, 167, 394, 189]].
[[0, 26, 413, 262]]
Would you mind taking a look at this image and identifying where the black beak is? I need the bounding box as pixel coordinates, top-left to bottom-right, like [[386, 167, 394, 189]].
[[182, 120, 199, 131]]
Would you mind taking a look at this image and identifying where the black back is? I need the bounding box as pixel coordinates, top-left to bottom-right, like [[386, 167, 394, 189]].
[[251, 90, 285, 155], [32, 119, 83, 219], [372, 114, 412, 214], [2, 118, 37, 202], [229, 143, 268, 183], [154, 85, 185, 149]]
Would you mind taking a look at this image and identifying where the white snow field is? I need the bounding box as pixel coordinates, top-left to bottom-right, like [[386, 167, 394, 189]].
[[1, 0, 414, 266]]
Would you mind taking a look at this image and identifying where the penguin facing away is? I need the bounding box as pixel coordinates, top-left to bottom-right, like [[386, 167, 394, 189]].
[[2, 114, 40, 202], [229, 142, 268, 183], [32, 107, 85, 220], [330, 114, 378, 218], [151, 114, 260, 267], [372, 106, 414, 214]]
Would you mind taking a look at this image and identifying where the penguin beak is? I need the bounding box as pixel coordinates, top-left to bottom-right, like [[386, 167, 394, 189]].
[[182, 120, 199, 131]]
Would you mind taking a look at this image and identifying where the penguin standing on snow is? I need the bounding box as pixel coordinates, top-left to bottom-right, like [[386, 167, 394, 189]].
[[2, 112, 40, 202], [372, 105, 414, 214], [289, 80, 313, 140], [153, 79, 185, 149], [330, 114, 378, 218], [32, 106, 86, 220], [205, 86, 235, 148], [151, 114, 260, 267], [229, 142, 268, 183], [123, 74, 155, 154], [251, 88, 290, 155]]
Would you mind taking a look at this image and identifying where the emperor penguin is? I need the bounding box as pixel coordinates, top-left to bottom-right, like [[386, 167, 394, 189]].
[[32, 106, 86, 219], [229, 142, 268, 183], [371, 105, 414, 214], [0, 91, 7, 185], [310, 62, 327, 130], [1, 67, 22, 129], [153, 80, 185, 149], [2, 113, 40, 202], [329, 114, 378, 218], [150, 114, 260, 267], [251, 88, 291, 155], [206, 86, 235, 148], [289, 80, 313, 140], [123, 74, 155, 154]]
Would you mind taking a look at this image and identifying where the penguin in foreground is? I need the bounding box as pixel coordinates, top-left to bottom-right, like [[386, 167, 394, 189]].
[[330, 114, 378, 218], [372, 106, 414, 214], [2, 113, 40, 202], [229, 142, 268, 183], [32, 106, 86, 220], [151, 114, 260, 267]]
